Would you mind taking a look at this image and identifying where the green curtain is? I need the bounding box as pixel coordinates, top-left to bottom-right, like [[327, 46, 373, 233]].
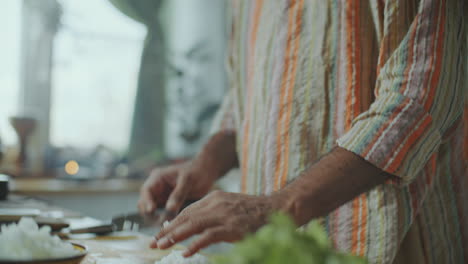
[[109, 0, 166, 162]]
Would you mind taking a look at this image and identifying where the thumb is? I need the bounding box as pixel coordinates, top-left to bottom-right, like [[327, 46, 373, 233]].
[[166, 174, 190, 213]]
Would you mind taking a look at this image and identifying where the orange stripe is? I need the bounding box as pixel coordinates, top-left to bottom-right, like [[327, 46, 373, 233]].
[[376, 1, 445, 169], [344, 0, 353, 130], [377, 114, 432, 169], [376, 41, 386, 78], [361, 98, 411, 157], [353, 0, 362, 120], [273, 0, 297, 191], [359, 194, 368, 256], [375, 0, 386, 77], [344, 0, 361, 130], [249, 1, 264, 57], [279, 0, 305, 188], [353, 2, 367, 254], [351, 195, 361, 254], [423, 0, 446, 111], [426, 154, 437, 186], [240, 0, 264, 193], [385, 114, 432, 172], [416, 2, 440, 104]]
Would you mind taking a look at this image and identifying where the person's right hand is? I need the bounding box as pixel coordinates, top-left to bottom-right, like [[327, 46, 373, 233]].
[[138, 159, 219, 215]]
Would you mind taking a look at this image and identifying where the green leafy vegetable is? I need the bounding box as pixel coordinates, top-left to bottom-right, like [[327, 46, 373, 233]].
[[213, 213, 367, 264]]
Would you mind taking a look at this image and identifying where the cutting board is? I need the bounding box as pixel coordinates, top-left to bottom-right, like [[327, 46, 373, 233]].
[[73, 235, 183, 264]]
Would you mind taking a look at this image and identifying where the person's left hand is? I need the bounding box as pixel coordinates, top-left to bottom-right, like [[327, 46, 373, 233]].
[[150, 190, 278, 257]]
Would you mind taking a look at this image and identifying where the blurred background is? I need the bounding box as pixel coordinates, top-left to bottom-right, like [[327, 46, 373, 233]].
[[0, 0, 234, 220], [0, 0, 227, 179]]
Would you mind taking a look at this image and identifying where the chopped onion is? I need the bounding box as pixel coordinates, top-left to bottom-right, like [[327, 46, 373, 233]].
[[0, 217, 80, 260]]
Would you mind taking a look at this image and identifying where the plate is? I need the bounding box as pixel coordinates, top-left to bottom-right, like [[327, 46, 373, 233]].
[[0, 243, 87, 264]]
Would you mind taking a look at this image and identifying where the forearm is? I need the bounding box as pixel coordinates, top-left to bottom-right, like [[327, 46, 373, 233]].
[[273, 147, 391, 226], [196, 130, 239, 179]]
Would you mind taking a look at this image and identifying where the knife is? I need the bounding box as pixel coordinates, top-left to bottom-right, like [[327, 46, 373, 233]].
[[111, 199, 198, 231]]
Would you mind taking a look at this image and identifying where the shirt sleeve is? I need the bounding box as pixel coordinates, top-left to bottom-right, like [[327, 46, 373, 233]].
[[337, 0, 466, 185]]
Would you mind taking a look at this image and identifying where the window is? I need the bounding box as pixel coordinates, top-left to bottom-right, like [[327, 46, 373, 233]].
[[0, 1, 21, 145], [52, 0, 145, 151], [1, 0, 227, 178], [0, 0, 145, 152]]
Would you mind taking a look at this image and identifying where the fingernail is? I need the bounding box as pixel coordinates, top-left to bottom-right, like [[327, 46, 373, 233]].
[[150, 238, 157, 249], [165, 201, 175, 211], [182, 250, 191, 258], [157, 237, 170, 249]]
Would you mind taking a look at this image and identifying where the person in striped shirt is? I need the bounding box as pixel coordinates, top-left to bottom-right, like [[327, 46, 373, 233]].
[[139, 0, 467, 263]]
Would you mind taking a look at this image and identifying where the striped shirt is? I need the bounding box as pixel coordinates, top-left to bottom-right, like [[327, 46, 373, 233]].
[[211, 0, 467, 263]]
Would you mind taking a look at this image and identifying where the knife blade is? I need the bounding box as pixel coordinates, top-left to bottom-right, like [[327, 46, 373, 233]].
[[111, 199, 198, 231], [111, 209, 169, 231]]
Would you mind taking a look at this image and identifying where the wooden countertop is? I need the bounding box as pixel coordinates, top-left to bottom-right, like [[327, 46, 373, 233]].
[[10, 178, 145, 195]]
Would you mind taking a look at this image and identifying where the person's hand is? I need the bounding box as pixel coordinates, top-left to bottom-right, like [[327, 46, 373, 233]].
[[138, 131, 239, 214], [151, 191, 279, 257], [137, 160, 219, 214]]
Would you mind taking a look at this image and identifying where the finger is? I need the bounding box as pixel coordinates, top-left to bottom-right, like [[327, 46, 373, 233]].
[[165, 174, 190, 213], [183, 227, 238, 257], [156, 217, 219, 249], [137, 200, 146, 215], [139, 167, 175, 214], [156, 209, 190, 241], [149, 238, 157, 249], [138, 186, 157, 214], [156, 198, 208, 240], [138, 194, 156, 214]]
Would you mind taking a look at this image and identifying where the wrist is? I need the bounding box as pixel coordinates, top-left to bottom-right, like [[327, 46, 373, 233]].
[[268, 190, 303, 225], [195, 130, 238, 180]]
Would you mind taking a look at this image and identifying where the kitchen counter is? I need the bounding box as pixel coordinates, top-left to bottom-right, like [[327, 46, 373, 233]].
[[8, 178, 143, 220], [10, 178, 145, 195], [4, 181, 233, 258], [0, 195, 181, 264]]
